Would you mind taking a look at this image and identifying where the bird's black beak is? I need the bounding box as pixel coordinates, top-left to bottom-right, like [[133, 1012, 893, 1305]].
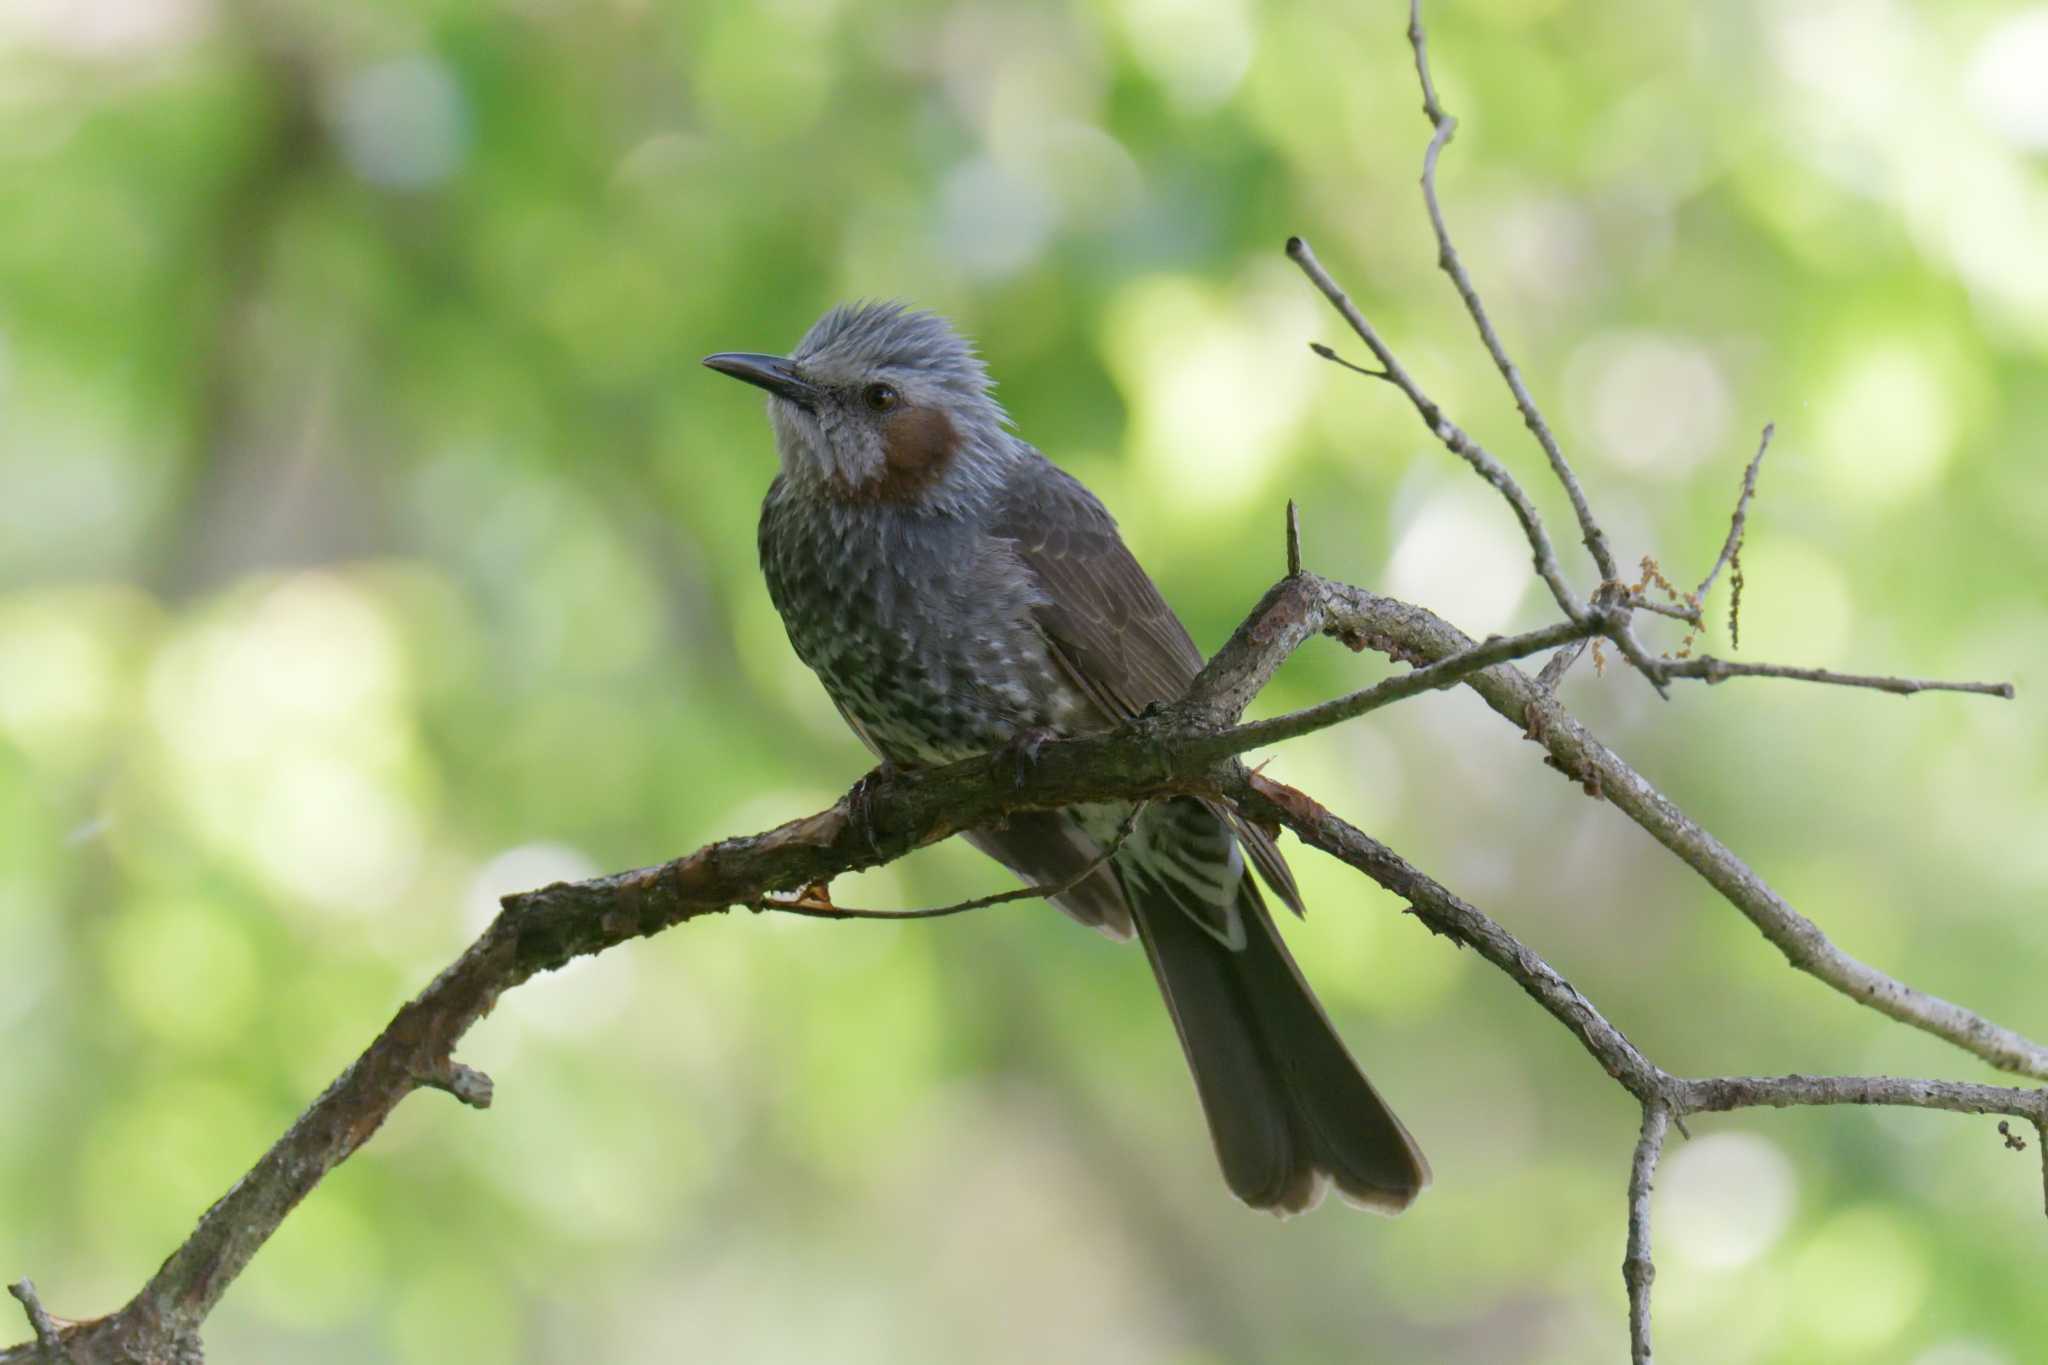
[[702, 352, 818, 411]]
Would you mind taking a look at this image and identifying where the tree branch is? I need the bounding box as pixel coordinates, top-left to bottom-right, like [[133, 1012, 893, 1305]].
[[8, 565, 2019, 1363], [1677, 1075, 2048, 1219], [1287, 6, 2038, 1333], [1229, 770, 1664, 1091], [1307, 583, 2037, 1076], [1184, 617, 1594, 761]]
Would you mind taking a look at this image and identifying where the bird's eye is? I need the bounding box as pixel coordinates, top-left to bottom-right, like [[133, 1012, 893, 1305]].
[[862, 382, 900, 413]]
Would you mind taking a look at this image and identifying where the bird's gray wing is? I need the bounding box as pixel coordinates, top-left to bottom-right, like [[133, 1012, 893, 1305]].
[[990, 455, 1305, 918]]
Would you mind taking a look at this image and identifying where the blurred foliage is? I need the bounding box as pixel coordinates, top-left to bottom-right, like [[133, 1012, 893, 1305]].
[[1, 0, 2044, 1360]]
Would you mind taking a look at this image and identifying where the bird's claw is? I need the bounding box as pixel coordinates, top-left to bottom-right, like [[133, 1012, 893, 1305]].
[[848, 761, 898, 858], [1007, 727, 1058, 787]]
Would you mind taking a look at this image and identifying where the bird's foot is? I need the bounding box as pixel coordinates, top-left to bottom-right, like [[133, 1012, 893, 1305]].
[[1005, 727, 1059, 787], [847, 760, 899, 859]]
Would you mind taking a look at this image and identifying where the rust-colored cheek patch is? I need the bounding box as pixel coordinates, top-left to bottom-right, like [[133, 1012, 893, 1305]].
[[868, 405, 960, 502]]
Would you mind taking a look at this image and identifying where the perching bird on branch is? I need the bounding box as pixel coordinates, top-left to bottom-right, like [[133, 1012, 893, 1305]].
[[706, 303, 1427, 1214]]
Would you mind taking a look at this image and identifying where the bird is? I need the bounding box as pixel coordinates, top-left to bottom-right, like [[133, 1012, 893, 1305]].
[[704, 302, 1428, 1215]]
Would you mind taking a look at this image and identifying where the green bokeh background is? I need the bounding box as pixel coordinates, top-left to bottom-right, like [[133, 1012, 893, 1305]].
[[3, 0, 2044, 1360]]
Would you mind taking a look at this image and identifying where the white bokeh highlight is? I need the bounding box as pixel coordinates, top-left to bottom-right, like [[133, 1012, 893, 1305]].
[[465, 842, 637, 1040], [1660, 1131, 1798, 1271], [1568, 331, 1731, 479], [1967, 8, 2048, 151], [330, 55, 468, 191], [1384, 486, 1533, 639]]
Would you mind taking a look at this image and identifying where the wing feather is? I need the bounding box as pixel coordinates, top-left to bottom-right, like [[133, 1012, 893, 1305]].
[[993, 457, 1305, 916]]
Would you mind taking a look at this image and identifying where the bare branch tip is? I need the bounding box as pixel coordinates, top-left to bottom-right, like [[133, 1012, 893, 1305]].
[[422, 1060, 495, 1109], [1285, 500, 1303, 578], [8, 1280, 65, 1359], [1309, 342, 1392, 381], [1536, 638, 1590, 692]]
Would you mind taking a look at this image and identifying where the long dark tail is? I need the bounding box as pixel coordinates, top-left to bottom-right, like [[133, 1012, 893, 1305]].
[[1127, 871, 1430, 1215]]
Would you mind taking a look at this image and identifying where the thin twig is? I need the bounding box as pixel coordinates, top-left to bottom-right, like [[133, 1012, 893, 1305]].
[[1677, 1073, 2048, 1119], [1286, 235, 1583, 622], [1233, 771, 1666, 1092], [1307, 340, 1390, 380], [1624, 1106, 1669, 1365], [1626, 595, 1702, 626], [1187, 617, 1594, 762], [1536, 638, 1590, 692], [1296, 254, 1684, 696], [1406, 0, 1616, 587], [1667, 657, 2015, 699], [1285, 499, 1303, 578], [754, 804, 1146, 921], [1403, 0, 1684, 696], [1698, 423, 1773, 602], [1603, 615, 1672, 696], [1676, 1073, 2048, 1213]]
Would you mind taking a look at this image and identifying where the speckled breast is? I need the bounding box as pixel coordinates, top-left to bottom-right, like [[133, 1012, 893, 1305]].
[[757, 484, 1087, 767]]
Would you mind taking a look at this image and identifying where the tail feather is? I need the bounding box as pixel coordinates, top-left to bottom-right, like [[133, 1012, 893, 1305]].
[[1124, 857, 1429, 1215]]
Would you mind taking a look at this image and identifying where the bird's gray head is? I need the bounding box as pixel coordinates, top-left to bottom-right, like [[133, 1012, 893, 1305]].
[[704, 302, 1015, 512]]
